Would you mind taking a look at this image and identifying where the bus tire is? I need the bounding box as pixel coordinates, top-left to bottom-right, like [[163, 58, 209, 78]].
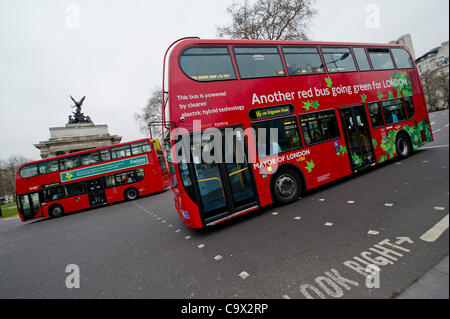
[[49, 204, 64, 218], [271, 168, 302, 205], [396, 133, 412, 159], [124, 187, 139, 201]]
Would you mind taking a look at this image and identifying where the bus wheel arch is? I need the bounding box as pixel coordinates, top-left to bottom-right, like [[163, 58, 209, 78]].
[[49, 204, 64, 218], [124, 187, 139, 201], [269, 164, 305, 205], [395, 130, 413, 159]]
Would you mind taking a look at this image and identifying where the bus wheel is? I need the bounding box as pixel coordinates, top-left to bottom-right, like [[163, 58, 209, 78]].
[[396, 134, 412, 159], [50, 204, 64, 218], [124, 187, 139, 201], [271, 169, 302, 205]]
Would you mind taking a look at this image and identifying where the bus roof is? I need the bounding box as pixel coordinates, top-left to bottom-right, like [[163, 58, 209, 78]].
[[170, 37, 409, 54], [18, 138, 153, 169]]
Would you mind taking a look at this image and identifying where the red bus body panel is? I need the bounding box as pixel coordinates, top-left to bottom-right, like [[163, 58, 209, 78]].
[[165, 39, 433, 228], [15, 139, 170, 222]]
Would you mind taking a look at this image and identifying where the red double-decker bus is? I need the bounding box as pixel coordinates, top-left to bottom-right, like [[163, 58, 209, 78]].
[[162, 38, 433, 229], [16, 138, 170, 222]]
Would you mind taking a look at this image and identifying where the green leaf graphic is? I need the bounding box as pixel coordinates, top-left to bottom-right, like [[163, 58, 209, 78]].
[[325, 77, 333, 88], [361, 93, 367, 103], [388, 91, 394, 99], [305, 160, 315, 173], [303, 101, 312, 111], [377, 92, 384, 100], [311, 100, 320, 110]]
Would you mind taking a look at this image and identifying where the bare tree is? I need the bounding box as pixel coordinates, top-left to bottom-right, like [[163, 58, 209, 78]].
[[134, 88, 163, 139], [421, 73, 449, 112], [0, 155, 32, 198], [217, 0, 317, 40]]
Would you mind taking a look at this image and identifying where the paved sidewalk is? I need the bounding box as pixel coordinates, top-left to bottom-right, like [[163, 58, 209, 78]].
[[397, 255, 449, 299]]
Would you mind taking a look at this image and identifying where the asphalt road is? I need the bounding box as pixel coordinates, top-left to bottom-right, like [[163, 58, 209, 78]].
[[0, 110, 448, 299]]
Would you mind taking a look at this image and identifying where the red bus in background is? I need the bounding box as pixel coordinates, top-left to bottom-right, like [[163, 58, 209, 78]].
[[162, 38, 433, 229], [15, 138, 170, 222]]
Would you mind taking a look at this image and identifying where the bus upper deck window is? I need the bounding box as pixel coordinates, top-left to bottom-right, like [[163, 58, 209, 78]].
[[19, 164, 38, 178], [368, 48, 395, 70], [391, 48, 415, 69], [282, 47, 324, 75], [234, 46, 285, 79], [321, 47, 357, 73], [179, 46, 237, 82]]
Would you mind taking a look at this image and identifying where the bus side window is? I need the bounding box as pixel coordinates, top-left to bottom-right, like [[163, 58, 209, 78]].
[[281, 47, 324, 75], [352, 47, 371, 71], [80, 152, 100, 166], [368, 102, 385, 128], [131, 142, 146, 155], [299, 110, 340, 146], [368, 48, 395, 70], [381, 99, 407, 124], [105, 175, 116, 188], [403, 96, 415, 119], [180, 46, 237, 82], [321, 47, 357, 73], [19, 164, 38, 178], [136, 168, 145, 182], [111, 145, 132, 159], [251, 116, 302, 158], [391, 48, 415, 69], [158, 156, 166, 171], [234, 46, 285, 79], [101, 149, 111, 162], [60, 156, 80, 170]]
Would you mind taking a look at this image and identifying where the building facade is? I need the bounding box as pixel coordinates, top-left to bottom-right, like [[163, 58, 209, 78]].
[[415, 41, 449, 77], [34, 123, 122, 159]]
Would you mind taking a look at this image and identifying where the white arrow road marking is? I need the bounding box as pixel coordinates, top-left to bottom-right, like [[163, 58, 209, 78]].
[[420, 215, 449, 242]]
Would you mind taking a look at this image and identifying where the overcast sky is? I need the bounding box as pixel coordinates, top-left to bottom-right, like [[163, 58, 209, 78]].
[[0, 0, 448, 160]]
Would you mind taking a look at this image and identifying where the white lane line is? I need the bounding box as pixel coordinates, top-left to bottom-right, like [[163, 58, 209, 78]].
[[214, 255, 223, 261], [175, 229, 180, 233], [421, 144, 449, 150], [434, 207, 445, 211], [294, 216, 302, 220], [318, 198, 326, 202], [384, 203, 394, 207], [433, 129, 441, 133], [198, 244, 205, 249], [272, 212, 279, 216], [422, 160, 429, 163], [324, 222, 333, 226], [239, 271, 250, 279], [420, 215, 449, 242], [431, 122, 436, 125], [185, 236, 191, 239], [282, 294, 291, 299], [368, 230, 380, 235], [445, 124, 449, 128], [347, 200, 355, 204]]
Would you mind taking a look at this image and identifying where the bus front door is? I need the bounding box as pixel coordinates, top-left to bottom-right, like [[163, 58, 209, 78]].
[[87, 178, 107, 207], [190, 127, 258, 226], [339, 104, 376, 172]]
